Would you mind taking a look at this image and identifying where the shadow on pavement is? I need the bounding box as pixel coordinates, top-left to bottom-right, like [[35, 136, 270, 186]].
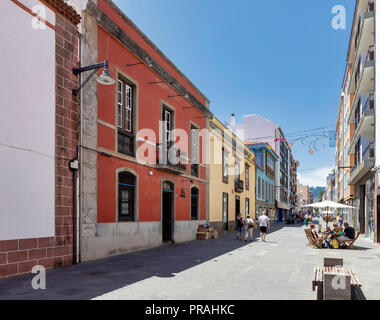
[[0, 222, 303, 300]]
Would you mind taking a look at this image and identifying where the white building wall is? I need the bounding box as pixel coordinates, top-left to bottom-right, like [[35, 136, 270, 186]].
[[234, 114, 293, 213], [0, 0, 56, 240]]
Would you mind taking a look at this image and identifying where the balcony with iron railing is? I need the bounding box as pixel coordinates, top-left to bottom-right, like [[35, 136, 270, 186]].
[[349, 95, 375, 155], [234, 179, 244, 193], [280, 192, 288, 203], [354, 95, 374, 130], [354, 1, 375, 54], [190, 164, 199, 177], [353, 45, 374, 95], [156, 144, 187, 174], [349, 93, 374, 124], [362, 142, 375, 162], [348, 142, 374, 185]]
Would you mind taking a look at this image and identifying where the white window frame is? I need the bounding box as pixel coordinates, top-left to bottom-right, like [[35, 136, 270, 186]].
[[125, 84, 132, 132], [117, 80, 123, 128], [164, 110, 172, 150]]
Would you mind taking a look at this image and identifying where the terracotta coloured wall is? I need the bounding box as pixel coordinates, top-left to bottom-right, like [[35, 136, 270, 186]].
[[94, 8, 207, 224]]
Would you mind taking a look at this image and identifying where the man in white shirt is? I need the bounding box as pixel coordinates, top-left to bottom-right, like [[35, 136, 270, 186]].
[[258, 211, 270, 242]]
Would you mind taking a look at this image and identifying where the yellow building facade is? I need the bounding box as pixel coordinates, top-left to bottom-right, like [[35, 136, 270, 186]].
[[208, 118, 256, 233]]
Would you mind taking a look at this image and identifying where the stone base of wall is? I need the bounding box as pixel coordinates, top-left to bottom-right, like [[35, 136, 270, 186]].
[[81, 220, 206, 262], [174, 220, 206, 243], [209, 221, 236, 234], [209, 221, 223, 234], [81, 222, 161, 262]]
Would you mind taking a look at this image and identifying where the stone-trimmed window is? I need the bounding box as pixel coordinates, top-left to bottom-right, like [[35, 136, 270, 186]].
[[191, 187, 199, 220], [245, 198, 250, 216], [222, 147, 228, 184], [223, 192, 228, 226], [162, 105, 174, 150], [118, 171, 136, 221], [245, 164, 250, 190], [258, 177, 261, 199], [266, 152, 275, 179], [117, 78, 135, 157], [190, 124, 200, 177], [235, 156, 241, 181]]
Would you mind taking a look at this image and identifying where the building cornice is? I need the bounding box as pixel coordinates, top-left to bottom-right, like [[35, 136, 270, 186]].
[[102, 0, 210, 105], [86, 1, 212, 118], [42, 0, 81, 25]]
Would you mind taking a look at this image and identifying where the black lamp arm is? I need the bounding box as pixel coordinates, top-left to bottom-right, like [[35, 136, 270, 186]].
[[72, 61, 109, 96], [72, 69, 98, 96], [73, 61, 107, 75]]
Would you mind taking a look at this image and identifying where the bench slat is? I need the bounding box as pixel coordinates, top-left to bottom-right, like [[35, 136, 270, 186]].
[[313, 266, 362, 289]]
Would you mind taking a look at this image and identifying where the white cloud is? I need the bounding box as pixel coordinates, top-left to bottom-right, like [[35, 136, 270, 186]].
[[298, 166, 334, 187]]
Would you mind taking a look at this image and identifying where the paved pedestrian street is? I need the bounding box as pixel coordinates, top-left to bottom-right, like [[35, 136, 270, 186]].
[[1, 223, 380, 300]]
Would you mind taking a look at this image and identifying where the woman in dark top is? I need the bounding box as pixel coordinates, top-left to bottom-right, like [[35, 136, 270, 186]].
[[236, 213, 244, 241]]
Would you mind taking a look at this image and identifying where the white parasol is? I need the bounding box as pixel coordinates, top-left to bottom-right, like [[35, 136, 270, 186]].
[[303, 201, 356, 227]]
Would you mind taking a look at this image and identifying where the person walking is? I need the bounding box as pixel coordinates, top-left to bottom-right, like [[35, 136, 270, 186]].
[[245, 215, 254, 241], [236, 213, 244, 241], [258, 211, 270, 242], [304, 214, 309, 227], [337, 214, 343, 228]]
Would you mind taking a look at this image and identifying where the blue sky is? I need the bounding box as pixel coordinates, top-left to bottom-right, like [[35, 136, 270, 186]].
[[113, 0, 355, 187]]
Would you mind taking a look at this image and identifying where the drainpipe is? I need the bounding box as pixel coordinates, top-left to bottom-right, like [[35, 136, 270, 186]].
[[76, 31, 83, 264], [69, 30, 83, 265], [69, 159, 79, 264]]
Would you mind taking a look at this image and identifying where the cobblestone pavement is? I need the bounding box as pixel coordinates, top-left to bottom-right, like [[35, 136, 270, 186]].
[[1, 223, 380, 300]]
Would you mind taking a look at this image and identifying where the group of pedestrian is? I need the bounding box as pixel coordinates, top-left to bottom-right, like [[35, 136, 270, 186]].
[[288, 212, 305, 224], [309, 221, 356, 249], [236, 211, 270, 242], [304, 213, 313, 226]]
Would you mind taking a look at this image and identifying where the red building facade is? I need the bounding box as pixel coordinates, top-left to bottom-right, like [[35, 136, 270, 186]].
[[80, 0, 212, 261]]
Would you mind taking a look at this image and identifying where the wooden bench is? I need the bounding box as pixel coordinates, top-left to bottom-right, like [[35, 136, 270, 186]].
[[312, 266, 362, 292]]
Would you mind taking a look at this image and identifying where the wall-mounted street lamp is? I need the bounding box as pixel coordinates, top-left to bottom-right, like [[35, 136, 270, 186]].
[[72, 61, 115, 96]]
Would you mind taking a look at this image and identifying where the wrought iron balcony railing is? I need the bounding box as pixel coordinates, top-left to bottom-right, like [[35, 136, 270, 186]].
[[156, 144, 187, 173], [355, 1, 375, 50], [355, 46, 374, 91], [362, 142, 375, 161], [234, 179, 244, 193], [354, 95, 374, 130]]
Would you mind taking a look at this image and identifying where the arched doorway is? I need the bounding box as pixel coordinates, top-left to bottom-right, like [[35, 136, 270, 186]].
[[162, 181, 174, 242]]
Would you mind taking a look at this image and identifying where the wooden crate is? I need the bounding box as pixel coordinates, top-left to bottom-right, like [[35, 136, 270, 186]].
[[197, 232, 210, 240]]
